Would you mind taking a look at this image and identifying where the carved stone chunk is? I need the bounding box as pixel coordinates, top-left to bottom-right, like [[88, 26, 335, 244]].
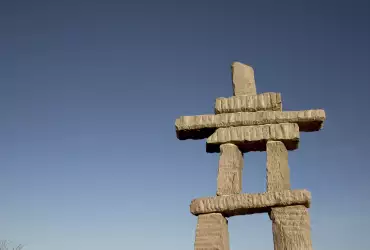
[[231, 62, 257, 96], [217, 143, 244, 196], [194, 213, 230, 250], [175, 109, 325, 140], [215, 92, 282, 114], [270, 205, 312, 250], [266, 141, 290, 192]]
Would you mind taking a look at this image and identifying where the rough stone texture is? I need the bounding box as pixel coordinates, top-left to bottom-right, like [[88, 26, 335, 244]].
[[231, 62, 257, 96], [270, 205, 312, 250], [190, 189, 311, 217], [206, 123, 299, 153], [217, 143, 244, 196], [175, 109, 325, 140], [266, 141, 290, 192], [194, 213, 230, 250], [215, 92, 282, 114]]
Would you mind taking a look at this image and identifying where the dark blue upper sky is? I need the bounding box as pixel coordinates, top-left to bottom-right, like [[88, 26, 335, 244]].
[[1, 1, 369, 249]]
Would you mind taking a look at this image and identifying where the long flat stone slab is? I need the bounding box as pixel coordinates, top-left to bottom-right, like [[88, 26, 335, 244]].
[[206, 123, 299, 153], [215, 92, 282, 114], [190, 189, 311, 217], [175, 109, 325, 140]]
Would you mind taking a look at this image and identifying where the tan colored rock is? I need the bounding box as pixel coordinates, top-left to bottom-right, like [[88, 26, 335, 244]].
[[231, 62, 256, 96], [266, 141, 290, 192], [194, 213, 230, 250], [175, 109, 326, 140], [215, 92, 282, 114], [270, 205, 312, 250], [206, 123, 299, 153], [190, 189, 311, 217], [217, 144, 244, 196]]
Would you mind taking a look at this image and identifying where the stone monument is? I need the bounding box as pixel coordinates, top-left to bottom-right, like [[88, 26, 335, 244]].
[[174, 62, 326, 250]]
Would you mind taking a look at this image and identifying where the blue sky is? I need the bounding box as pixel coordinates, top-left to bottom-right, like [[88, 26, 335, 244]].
[[1, 1, 369, 249]]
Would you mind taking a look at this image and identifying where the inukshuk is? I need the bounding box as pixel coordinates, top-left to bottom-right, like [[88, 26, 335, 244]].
[[174, 62, 326, 250]]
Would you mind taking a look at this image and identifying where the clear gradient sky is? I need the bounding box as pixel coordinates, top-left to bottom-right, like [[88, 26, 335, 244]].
[[1, 1, 369, 250]]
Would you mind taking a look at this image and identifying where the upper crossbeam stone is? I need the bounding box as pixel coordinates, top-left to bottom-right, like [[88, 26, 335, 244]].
[[215, 92, 282, 114]]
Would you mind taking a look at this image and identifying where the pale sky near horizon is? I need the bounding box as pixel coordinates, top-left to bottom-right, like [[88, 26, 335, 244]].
[[1, 1, 370, 249]]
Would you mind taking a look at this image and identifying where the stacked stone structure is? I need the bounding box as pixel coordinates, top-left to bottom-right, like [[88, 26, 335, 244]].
[[175, 62, 326, 250]]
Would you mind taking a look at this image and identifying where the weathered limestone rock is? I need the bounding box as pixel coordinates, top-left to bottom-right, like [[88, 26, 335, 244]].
[[190, 189, 311, 217], [175, 109, 325, 140], [266, 141, 290, 192], [270, 205, 312, 250], [215, 92, 282, 114], [217, 143, 244, 196], [231, 62, 257, 96], [194, 213, 230, 250], [206, 123, 299, 153]]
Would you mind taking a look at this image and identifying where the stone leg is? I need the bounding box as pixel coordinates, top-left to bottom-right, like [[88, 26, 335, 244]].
[[266, 141, 290, 192], [270, 205, 312, 250], [217, 143, 244, 196], [194, 213, 230, 250], [267, 141, 313, 249]]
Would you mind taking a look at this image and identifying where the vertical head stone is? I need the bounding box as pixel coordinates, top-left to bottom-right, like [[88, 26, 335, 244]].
[[231, 62, 257, 96]]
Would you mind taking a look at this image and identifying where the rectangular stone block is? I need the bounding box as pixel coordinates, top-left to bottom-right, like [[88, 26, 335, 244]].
[[231, 62, 257, 96], [206, 123, 299, 153], [270, 205, 312, 250], [194, 213, 230, 250], [217, 143, 244, 196], [215, 92, 282, 114], [190, 189, 311, 217], [175, 109, 325, 140], [266, 141, 290, 192]]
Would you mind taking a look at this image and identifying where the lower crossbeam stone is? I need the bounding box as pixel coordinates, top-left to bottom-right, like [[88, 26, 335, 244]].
[[194, 213, 230, 250], [190, 189, 311, 217]]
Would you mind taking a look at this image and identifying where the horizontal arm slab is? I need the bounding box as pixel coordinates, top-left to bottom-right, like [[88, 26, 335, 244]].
[[175, 109, 325, 140]]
